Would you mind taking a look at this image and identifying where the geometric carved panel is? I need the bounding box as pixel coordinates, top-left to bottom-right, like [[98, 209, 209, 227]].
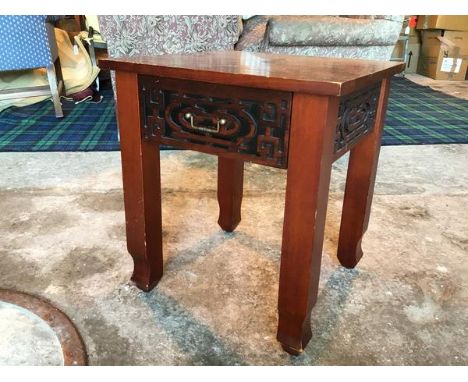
[[139, 76, 292, 168], [334, 85, 380, 157]]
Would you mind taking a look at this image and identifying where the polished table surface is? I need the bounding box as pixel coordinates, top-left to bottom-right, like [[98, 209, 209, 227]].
[[100, 51, 404, 355], [99, 51, 404, 96]]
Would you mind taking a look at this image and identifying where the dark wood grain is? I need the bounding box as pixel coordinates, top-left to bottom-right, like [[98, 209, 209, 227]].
[[277, 93, 339, 354], [217, 157, 244, 232], [115, 71, 163, 291], [337, 78, 391, 268], [100, 51, 405, 96]]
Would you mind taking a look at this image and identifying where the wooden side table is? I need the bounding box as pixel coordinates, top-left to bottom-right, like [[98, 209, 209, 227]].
[[100, 52, 404, 355]]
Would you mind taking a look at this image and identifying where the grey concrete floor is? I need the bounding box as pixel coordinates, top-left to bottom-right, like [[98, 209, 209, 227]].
[[0, 145, 467, 365], [405, 73, 468, 100]]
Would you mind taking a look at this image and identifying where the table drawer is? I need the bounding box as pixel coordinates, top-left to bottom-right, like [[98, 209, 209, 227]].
[[139, 76, 292, 168]]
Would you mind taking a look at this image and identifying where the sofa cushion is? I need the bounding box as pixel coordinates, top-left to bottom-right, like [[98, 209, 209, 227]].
[[263, 44, 396, 61], [267, 16, 402, 47], [235, 15, 269, 52]]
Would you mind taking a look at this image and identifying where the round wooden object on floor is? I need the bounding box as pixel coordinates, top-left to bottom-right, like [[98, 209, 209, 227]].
[[0, 289, 87, 366]]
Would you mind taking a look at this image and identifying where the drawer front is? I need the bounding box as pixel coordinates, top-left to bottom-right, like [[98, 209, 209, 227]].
[[139, 76, 292, 168]]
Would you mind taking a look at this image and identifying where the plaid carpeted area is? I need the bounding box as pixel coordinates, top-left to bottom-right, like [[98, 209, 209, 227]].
[[0, 88, 119, 152], [0, 77, 467, 152], [384, 77, 468, 145]]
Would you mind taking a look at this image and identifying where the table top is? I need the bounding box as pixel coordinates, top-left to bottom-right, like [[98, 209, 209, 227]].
[[99, 51, 405, 96]]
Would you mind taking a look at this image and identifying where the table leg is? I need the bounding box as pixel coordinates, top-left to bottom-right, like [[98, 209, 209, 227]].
[[277, 93, 339, 354], [217, 157, 244, 232], [337, 78, 391, 268], [115, 71, 163, 291]]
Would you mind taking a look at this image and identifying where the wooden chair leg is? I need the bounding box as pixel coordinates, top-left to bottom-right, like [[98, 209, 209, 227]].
[[115, 71, 163, 291], [337, 78, 391, 268], [46, 63, 63, 118], [217, 157, 244, 232], [277, 93, 339, 354]]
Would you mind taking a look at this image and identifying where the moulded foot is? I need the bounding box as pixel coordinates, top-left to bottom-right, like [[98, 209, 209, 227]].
[[337, 240, 364, 269]]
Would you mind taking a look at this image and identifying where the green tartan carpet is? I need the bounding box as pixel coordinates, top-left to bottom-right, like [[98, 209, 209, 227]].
[[0, 77, 467, 152], [384, 77, 468, 145], [0, 87, 118, 152]]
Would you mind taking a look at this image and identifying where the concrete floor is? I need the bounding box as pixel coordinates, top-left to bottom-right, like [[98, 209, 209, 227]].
[[0, 143, 467, 365], [405, 73, 468, 100]]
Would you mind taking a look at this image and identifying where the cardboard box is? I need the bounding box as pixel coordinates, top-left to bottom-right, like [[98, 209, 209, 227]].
[[406, 42, 421, 74], [408, 28, 422, 43], [417, 15, 468, 31], [420, 30, 468, 54], [391, 38, 406, 61], [391, 40, 421, 74], [417, 30, 468, 80]]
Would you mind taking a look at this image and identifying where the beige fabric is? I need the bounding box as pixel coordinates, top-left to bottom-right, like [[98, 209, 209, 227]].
[[0, 28, 100, 112]]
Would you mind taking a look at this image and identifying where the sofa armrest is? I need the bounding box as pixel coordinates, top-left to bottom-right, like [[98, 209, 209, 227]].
[[235, 15, 270, 52]]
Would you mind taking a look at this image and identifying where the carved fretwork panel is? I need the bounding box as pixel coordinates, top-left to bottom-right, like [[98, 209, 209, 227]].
[[334, 85, 381, 157], [139, 76, 292, 168]]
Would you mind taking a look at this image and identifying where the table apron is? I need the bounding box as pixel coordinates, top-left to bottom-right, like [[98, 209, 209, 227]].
[[138, 75, 383, 166], [139, 75, 293, 169]]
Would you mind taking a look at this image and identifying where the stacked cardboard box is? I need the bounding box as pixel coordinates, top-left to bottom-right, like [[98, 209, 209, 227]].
[[416, 15, 468, 80], [417, 16, 468, 31], [390, 18, 421, 74], [391, 32, 421, 74], [406, 32, 421, 74]]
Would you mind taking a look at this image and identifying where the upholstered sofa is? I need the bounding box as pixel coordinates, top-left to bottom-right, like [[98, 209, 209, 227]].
[[236, 15, 404, 61], [98, 16, 242, 58], [98, 15, 403, 62], [97, 16, 242, 97]]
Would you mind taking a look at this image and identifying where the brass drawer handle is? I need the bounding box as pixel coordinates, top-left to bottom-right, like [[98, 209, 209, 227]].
[[184, 112, 226, 133]]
